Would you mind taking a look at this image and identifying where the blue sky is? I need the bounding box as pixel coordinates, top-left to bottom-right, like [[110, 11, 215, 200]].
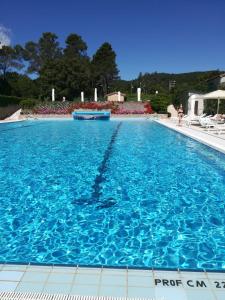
[[1, 0, 225, 79]]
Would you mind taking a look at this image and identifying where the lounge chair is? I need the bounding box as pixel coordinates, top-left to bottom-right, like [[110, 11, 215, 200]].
[[199, 117, 216, 129], [215, 124, 225, 135], [184, 114, 205, 127], [210, 114, 225, 124]]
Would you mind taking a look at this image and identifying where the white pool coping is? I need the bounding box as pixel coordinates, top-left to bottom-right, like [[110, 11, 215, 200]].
[[156, 119, 225, 155], [0, 119, 26, 124], [0, 264, 225, 300], [0, 116, 157, 124]]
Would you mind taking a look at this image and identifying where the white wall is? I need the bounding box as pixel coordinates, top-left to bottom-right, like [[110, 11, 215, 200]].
[[187, 94, 204, 116]]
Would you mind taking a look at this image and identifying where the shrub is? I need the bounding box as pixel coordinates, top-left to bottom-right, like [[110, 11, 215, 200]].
[[144, 102, 153, 114], [33, 102, 70, 114], [20, 99, 36, 109], [31, 101, 154, 115], [33, 101, 119, 114], [0, 95, 22, 107], [150, 94, 171, 113], [115, 109, 145, 114]]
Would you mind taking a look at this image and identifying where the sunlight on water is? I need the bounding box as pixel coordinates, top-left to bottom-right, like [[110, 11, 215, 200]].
[[0, 119, 225, 270]]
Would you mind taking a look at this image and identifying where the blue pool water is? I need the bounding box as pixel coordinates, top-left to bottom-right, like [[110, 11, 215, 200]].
[[0, 119, 225, 270]]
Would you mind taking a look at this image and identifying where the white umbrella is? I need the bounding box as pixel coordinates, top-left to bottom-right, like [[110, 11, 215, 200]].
[[203, 90, 225, 115]]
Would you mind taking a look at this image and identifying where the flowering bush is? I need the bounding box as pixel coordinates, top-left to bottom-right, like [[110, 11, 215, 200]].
[[144, 102, 153, 114], [114, 102, 153, 114], [68, 102, 118, 113], [33, 107, 69, 114], [33, 101, 118, 114], [115, 109, 145, 114], [33, 102, 71, 114], [32, 101, 154, 115]]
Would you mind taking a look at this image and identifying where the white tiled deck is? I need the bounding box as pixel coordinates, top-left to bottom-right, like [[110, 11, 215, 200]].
[[0, 265, 225, 299]]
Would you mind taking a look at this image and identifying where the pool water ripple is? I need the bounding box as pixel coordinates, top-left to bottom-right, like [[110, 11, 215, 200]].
[[0, 120, 225, 270]]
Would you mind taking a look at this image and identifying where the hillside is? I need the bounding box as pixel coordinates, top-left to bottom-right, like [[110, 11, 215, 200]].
[[111, 70, 225, 111], [113, 70, 223, 94]]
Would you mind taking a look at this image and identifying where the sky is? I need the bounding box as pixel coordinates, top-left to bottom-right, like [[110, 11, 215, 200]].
[[1, 0, 225, 80]]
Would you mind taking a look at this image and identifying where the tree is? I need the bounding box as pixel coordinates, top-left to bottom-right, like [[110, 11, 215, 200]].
[[150, 94, 172, 113], [38, 60, 62, 100], [24, 32, 62, 74], [62, 34, 90, 98], [64, 34, 87, 58], [138, 72, 143, 87], [39, 33, 91, 100], [0, 77, 11, 95], [0, 45, 23, 79], [23, 32, 62, 99], [7, 73, 38, 98], [91, 43, 119, 95]]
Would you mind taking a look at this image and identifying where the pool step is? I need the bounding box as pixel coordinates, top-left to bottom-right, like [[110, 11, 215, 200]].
[[0, 293, 150, 300]]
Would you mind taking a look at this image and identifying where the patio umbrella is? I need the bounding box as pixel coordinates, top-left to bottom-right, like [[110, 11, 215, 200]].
[[203, 90, 225, 115]]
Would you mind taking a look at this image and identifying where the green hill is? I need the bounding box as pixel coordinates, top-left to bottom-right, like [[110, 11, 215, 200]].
[[111, 70, 225, 112]]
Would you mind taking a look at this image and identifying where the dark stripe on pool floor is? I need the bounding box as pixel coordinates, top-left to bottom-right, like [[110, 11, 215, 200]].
[[91, 122, 122, 200], [73, 122, 122, 207]]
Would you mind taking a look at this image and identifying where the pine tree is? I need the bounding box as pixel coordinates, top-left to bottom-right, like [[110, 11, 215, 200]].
[[23, 32, 62, 74], [91, 43, 119, 95]]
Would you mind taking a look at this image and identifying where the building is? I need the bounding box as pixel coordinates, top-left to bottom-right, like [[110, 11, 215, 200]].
[[207, 73, 225, 91], [187, 93, 205, 116], [106, 92, 126, 102]]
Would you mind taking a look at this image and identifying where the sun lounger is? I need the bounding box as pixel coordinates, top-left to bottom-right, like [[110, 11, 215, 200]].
[[199, 117, 216, 129], [215, 124, 225, 135]]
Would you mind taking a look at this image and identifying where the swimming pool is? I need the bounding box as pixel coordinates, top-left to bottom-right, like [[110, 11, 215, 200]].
[[0, 119, 225, 270]]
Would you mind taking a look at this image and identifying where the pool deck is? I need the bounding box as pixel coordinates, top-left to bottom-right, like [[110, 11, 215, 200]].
[[0, 114, 154, 124], [0, 118, 26, 124], [156, 119, 225, 154], [1, 264, 225, 300]]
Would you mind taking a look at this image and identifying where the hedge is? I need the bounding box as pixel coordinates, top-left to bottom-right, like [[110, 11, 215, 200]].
[[0, 95, 23, 107], [20, 99, 36, 109], [0, 95, 39, 109]]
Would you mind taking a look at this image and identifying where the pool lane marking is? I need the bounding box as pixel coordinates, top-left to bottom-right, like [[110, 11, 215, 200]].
[[91, 121, 122, 201], [73, 122, 122, 206]]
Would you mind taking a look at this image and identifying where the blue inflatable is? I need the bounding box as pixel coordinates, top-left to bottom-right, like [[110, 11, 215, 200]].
[[72, 111, 110, 120]]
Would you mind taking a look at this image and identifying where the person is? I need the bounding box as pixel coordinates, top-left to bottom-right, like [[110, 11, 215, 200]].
[[177, 104, 184, 126]]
